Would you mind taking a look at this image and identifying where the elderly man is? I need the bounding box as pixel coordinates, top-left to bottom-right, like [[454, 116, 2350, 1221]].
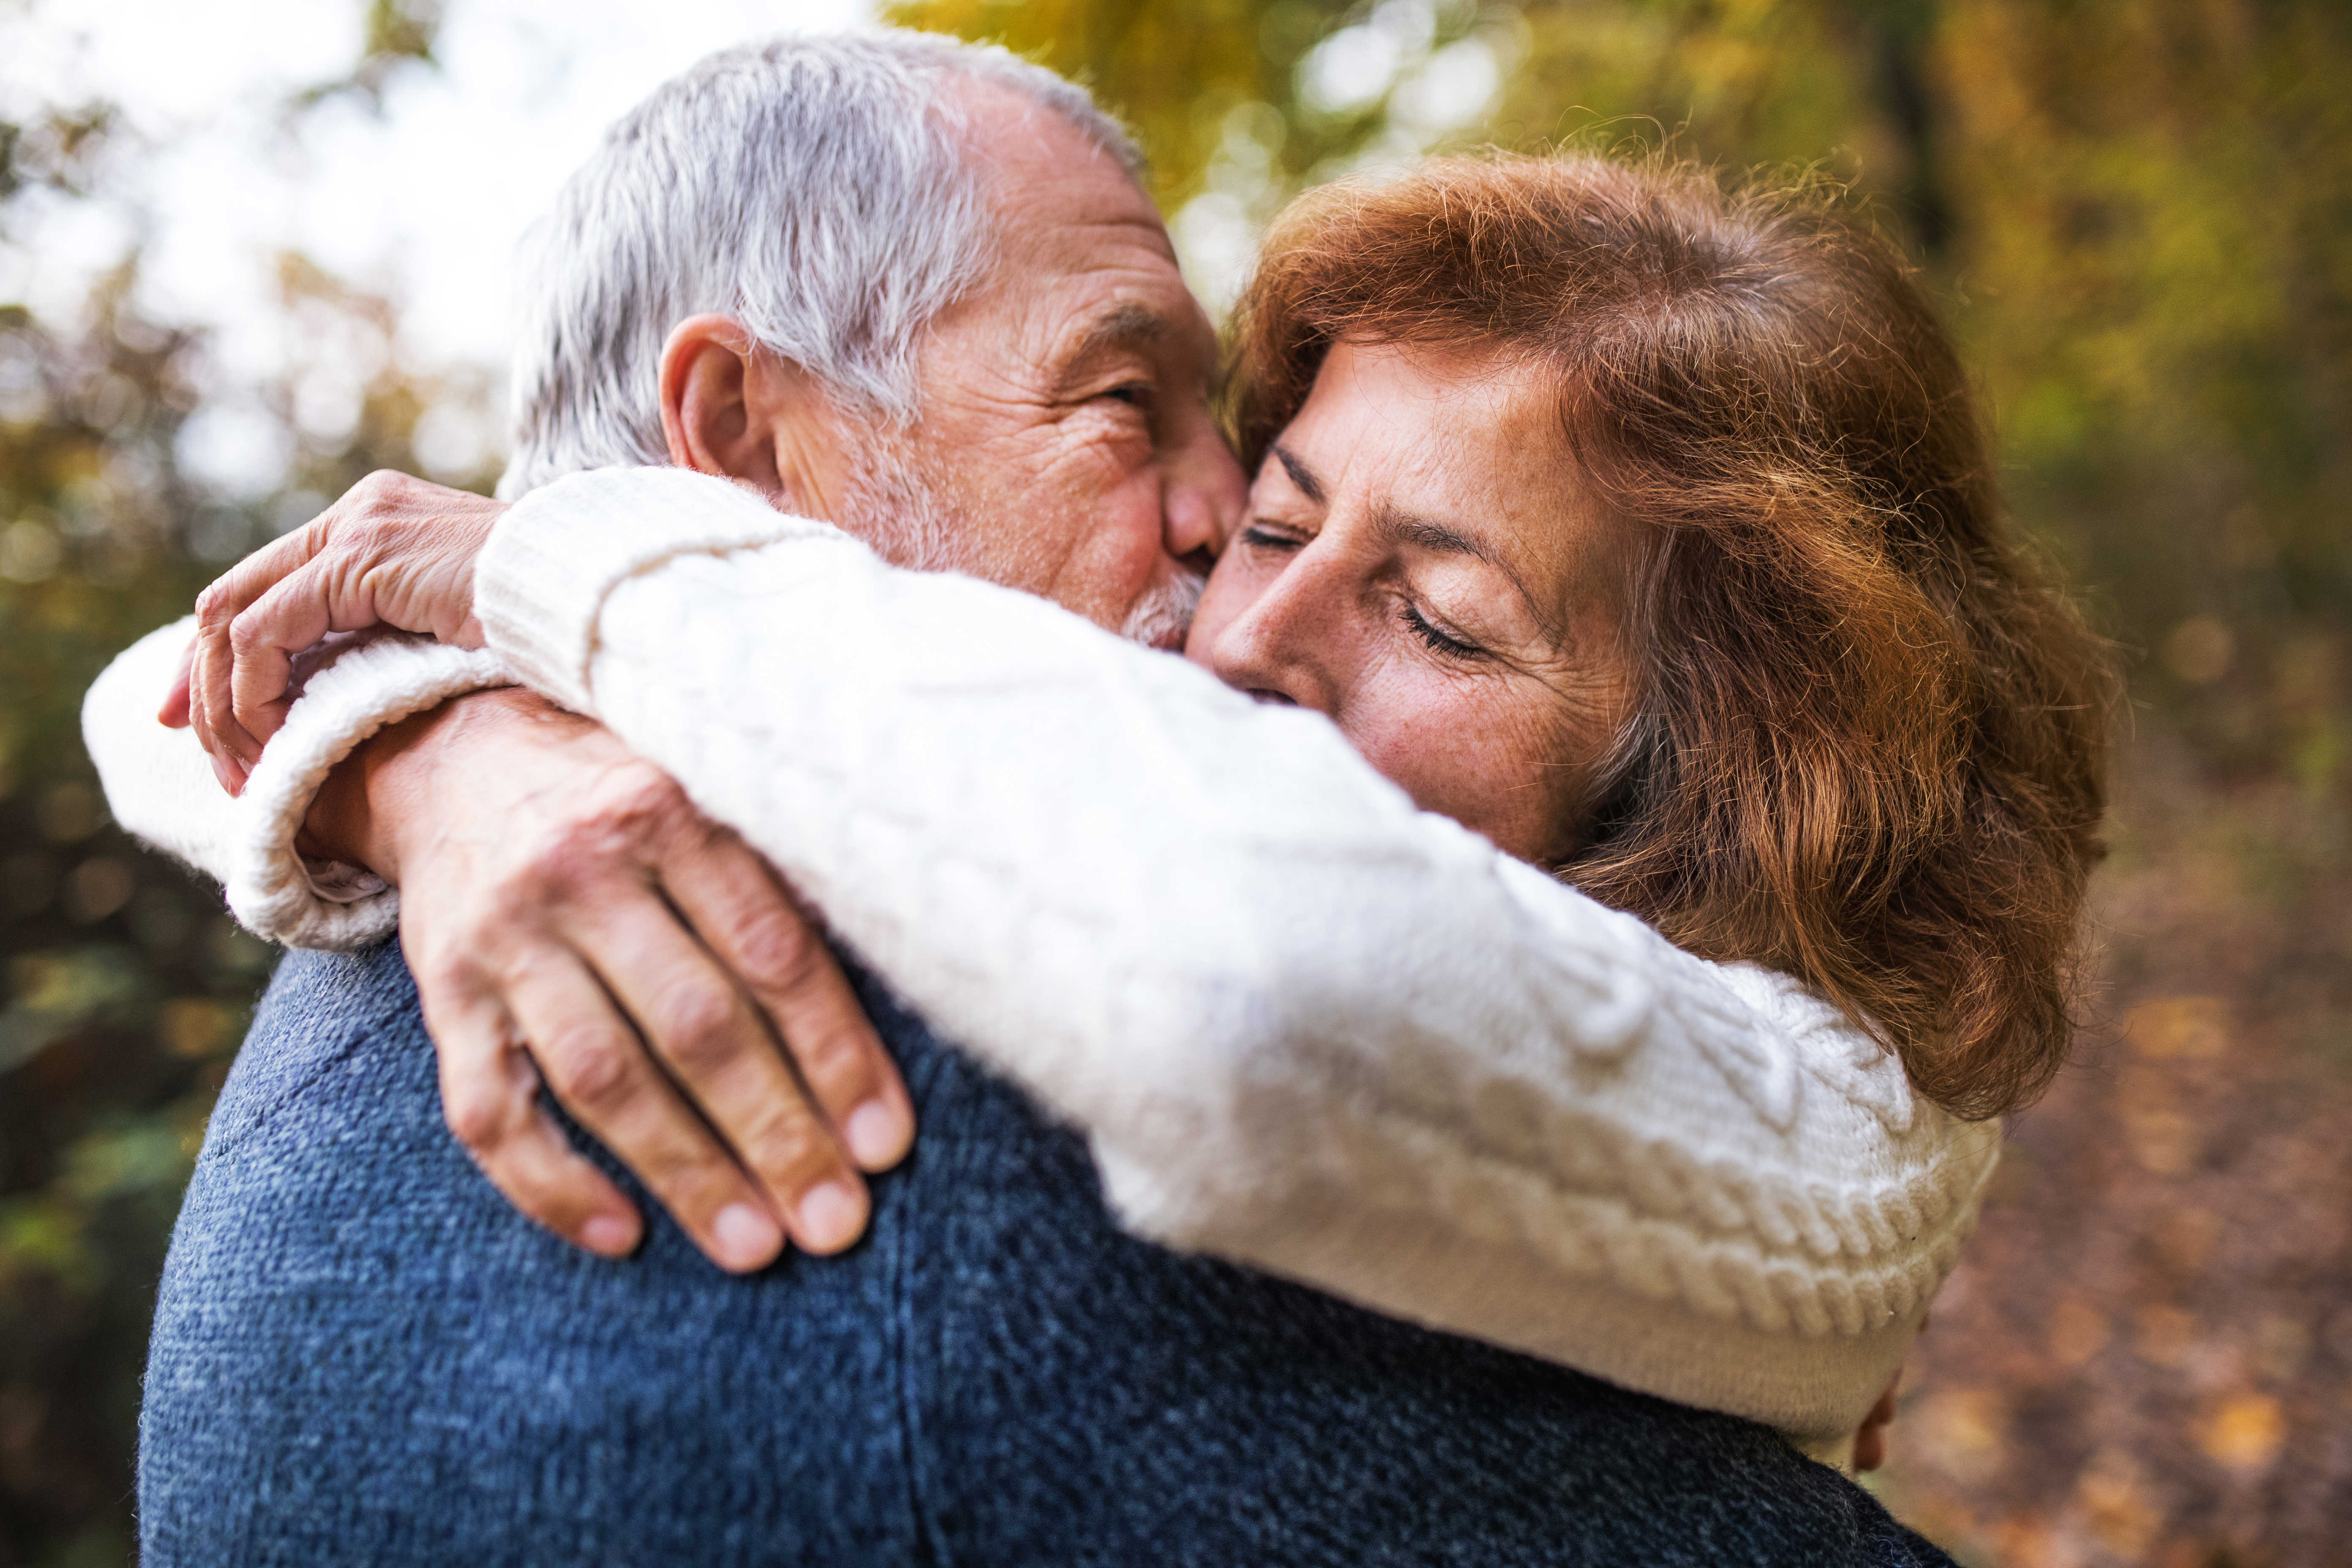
[[96, 30, 1957, 1567]]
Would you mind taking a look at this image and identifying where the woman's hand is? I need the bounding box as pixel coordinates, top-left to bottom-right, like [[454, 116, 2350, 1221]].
[[163, 471, 504, 792], [316, 684, 916, 1272]]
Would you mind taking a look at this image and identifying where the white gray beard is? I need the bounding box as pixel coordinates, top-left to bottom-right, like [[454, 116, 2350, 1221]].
[[836, 436, 966, 575], [839, 432, 1204, 650], [1119, 564, 1206, 650]]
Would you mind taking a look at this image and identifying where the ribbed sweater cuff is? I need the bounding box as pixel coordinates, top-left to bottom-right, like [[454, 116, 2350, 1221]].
[[229, 633, 512, 949], [476, 466, 830, 715]]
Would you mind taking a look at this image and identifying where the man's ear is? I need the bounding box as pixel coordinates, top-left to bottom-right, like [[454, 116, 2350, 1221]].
[[657, 314, 843, 517]]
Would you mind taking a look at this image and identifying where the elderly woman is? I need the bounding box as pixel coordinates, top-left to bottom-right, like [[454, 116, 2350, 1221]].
[[95, 152, 2106, 1560]]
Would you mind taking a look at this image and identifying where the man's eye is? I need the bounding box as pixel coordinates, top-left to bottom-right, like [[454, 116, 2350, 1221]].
[[1099, 383, 1153, 409], [1402, 604, 1484, 659]]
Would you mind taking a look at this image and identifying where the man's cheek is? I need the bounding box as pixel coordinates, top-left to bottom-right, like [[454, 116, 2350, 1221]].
[[1033, 418, 1154, 498], [1070, 514, 1172, 627], [1072, 464, 1171, 563]]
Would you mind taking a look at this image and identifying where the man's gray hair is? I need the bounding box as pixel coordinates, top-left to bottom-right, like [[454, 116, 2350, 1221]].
[[498, 30, 1142, 499]]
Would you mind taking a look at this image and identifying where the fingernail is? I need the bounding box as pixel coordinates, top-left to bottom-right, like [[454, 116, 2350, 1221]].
[[796, 1182, 865, 1253], [581, 1214, 637, 1257], [845, 1101, 908, 1169], [711, 1202, 782, 1270]]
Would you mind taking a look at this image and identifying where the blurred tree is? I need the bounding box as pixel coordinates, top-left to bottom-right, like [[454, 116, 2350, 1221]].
[[0, 5, 480, 1560], [1935, 0, 2352, 781], [888, 0, 1326, 211], [889, 0, 1522, 312]]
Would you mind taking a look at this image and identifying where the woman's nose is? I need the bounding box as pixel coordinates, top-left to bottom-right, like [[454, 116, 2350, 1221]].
[[1206, 550, 1348, 718]]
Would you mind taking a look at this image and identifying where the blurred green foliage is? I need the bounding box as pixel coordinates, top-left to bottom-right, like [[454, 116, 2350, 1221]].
[[3, 0, 2345, 1562], [0, 6, 478, 1561], [0, 231, 264, 1568]]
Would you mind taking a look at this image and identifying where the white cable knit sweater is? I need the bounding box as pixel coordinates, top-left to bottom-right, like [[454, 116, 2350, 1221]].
[[82, 465, 2002, 1456]]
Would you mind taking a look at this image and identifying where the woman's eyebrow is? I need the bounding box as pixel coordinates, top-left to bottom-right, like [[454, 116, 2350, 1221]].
[[1271, 444, 1325, 505], [1379, 508, 1496, 566], [1376, 504, 1558, 638]]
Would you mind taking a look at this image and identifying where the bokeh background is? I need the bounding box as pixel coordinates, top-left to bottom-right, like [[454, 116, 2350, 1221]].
[[2, 0, 2345, 1562]]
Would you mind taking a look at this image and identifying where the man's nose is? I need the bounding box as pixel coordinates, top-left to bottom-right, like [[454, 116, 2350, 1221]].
[[1206, 548, 1348, 718], [1162, 433, 1248, 566]]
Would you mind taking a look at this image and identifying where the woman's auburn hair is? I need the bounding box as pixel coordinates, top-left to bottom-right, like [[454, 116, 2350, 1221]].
[[1228, 153, 2117, 1121]]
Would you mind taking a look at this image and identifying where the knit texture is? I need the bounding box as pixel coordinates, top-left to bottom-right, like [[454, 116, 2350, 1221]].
[[473, 465, 2006, 1446], [82, 618, 510, 949], [474, 469, 828, 716], [82, 621, 243, 893]]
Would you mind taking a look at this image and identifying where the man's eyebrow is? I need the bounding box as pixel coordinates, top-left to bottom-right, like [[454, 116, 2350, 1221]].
[[1064, 302, 1171, 368], [1271, 444, 1325, 506]]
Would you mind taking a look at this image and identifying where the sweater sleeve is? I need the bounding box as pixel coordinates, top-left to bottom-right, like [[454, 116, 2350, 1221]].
[[81, 617, 510, 950], [478, 466, 2004, 1448], [82, 618, 245, 893]]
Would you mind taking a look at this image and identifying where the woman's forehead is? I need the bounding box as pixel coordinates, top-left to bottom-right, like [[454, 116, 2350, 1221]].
[[1278, 340, 1620, 593]]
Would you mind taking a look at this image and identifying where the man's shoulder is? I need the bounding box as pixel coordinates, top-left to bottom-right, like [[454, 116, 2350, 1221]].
[[202, 943, 425, 1157]]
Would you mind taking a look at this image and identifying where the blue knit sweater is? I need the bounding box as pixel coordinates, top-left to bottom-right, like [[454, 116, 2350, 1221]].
[[140, 945, 1958, 1567]]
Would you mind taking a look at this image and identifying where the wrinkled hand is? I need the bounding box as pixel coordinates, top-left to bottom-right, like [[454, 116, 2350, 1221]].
[[163, 470, 505, 792], [328, 684, 915, 1272]]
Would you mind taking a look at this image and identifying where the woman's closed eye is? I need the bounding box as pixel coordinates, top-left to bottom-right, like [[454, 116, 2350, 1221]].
[[1238, 521, 1307, 552], [1402, 603, 1485, 659], [1097, 381, 1154, 411]]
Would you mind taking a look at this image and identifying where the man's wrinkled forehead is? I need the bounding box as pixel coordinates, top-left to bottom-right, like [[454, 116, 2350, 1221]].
[[942, 78, 1181, 280], [926, 80, 1215, 393]]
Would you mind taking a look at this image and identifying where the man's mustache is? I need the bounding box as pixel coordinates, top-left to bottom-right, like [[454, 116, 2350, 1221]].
[[1122, 565, 1207, 651]]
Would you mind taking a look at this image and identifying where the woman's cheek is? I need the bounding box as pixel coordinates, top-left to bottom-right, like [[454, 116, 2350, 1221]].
[[1368, 675, 1585, 861], [1348, 669, 1495, 814]]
